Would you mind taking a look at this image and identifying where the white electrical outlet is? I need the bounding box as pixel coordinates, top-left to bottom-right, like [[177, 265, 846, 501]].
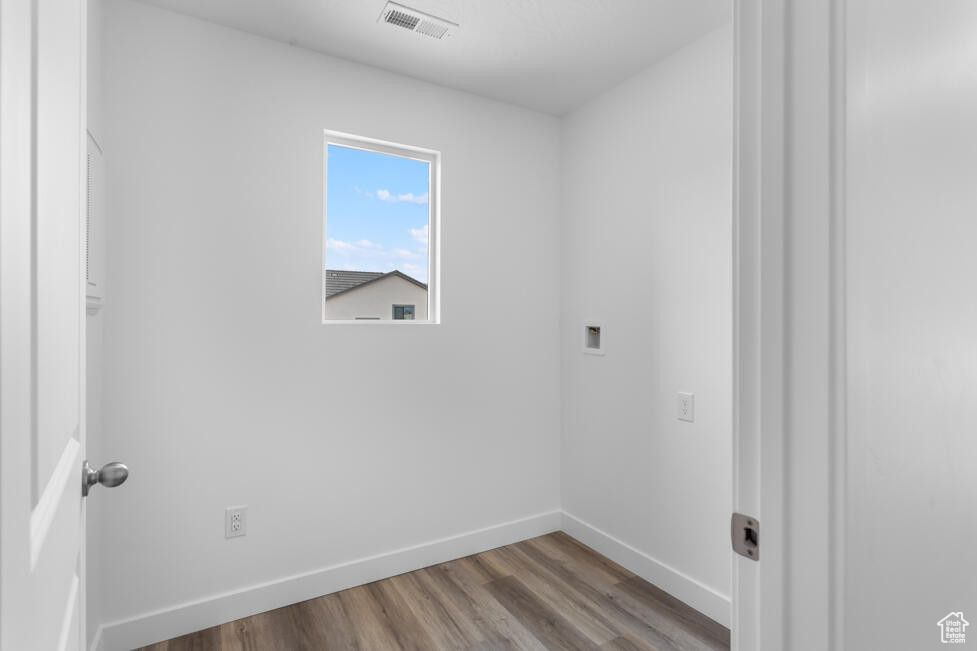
[[225, 506, 247, 538], [677, 392, 695, 422]]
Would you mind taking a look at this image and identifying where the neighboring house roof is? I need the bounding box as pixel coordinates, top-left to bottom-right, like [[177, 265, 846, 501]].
[[325, 269, 427, 299]]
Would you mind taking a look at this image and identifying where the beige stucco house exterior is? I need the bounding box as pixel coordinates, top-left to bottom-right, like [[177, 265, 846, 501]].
[[324, 269, 428, 320]]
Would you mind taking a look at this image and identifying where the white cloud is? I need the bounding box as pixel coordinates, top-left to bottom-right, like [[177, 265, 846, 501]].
[[326, 238, 355, 252], [326, 237, 427, 282], [409, 224, 429, 246], [328, 238, 384, 255], [376, 189, 428, 205]]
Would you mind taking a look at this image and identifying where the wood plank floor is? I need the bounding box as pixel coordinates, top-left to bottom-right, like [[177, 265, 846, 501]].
[[139, 532, 729, 651]]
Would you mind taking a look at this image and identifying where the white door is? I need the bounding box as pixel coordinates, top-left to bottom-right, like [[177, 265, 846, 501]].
[[0, 0, 89, 649]]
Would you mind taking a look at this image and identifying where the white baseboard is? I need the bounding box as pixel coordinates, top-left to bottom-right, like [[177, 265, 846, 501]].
[[99, 510, 562, 651], [561, 511, 731, 627]]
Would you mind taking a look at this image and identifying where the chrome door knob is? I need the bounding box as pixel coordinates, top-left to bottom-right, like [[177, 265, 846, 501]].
[[82, 460, 129, 497]]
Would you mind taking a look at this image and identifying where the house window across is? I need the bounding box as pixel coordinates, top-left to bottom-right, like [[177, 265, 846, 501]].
[[322, 131, 440, 324], [392, 305, 415, 320]]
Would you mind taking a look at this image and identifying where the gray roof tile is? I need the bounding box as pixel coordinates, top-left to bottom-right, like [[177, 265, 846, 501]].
[[325, 269, 427, 299]]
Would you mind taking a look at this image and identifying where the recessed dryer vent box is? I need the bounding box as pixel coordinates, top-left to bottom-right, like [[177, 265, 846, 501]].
[[583, 324, 604, 355]]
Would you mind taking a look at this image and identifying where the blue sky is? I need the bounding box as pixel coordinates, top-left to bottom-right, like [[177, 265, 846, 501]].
[[325, 144, 430, 283]]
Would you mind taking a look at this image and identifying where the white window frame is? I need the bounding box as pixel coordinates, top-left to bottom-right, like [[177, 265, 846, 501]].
[[321, 130, 441, 325]]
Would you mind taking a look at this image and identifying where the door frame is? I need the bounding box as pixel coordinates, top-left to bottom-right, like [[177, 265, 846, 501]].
[[731, 0, 848, 648]]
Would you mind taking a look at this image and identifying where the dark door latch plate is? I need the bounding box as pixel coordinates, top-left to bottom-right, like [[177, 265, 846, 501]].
[[731, 513, 759, 561]]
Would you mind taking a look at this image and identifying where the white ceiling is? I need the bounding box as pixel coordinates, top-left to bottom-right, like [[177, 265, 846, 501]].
[[135, 0, 731, 115]]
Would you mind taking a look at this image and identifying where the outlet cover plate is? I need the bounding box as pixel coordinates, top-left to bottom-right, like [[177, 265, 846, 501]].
[[677, 392, 695, 422], [225, 505, 247, 538]]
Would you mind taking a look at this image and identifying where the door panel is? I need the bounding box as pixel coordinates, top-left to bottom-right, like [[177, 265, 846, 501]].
[[35, 0, 83, 502], [32, 0, 86, 645], [0, 0, 86, 649], [32, 455, 81, 650]]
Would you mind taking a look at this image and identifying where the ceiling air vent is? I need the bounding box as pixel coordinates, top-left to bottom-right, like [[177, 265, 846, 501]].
[[379, 2, 458, 40]]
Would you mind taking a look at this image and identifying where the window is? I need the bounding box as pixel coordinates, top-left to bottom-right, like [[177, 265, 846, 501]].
[[392, 304, 415, 320], [322, 131, 439, 324]]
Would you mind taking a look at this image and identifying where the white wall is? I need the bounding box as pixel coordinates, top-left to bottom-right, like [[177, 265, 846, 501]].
[[325, 276, 428, 321], [99, 0, 560, 644], [846, 2, 977, 648], [559, 26, 732, 625]]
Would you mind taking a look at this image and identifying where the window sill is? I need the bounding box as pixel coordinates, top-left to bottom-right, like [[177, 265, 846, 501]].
[[320, 320, 440, 326]]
